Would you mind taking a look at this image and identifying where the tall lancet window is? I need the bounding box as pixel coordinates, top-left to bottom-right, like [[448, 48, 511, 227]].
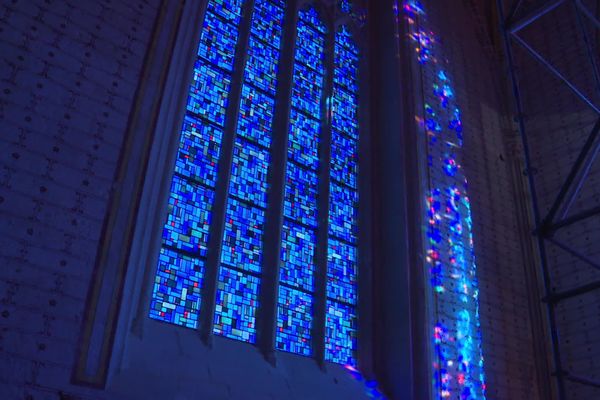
[[325, 25, 360, 365], [148, 0, 246, 329]]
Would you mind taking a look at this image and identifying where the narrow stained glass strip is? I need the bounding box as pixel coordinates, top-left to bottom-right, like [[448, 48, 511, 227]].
[[325, 300, 357, 365], [288, 110, 320, 171], [331, 86, 358, 139], [279, 221, 316, 291], [325, 26, 360, 365], [334, 43, 359, 92], [175, 115, 223, 187], [328, 182, 358, 243], [187, 62, 231, 126], [284, 163, 319, 227], [149, 248, 204, 329], [220, 199, 265, 274], [229, 138, 271, 207], [197, 10, 239, 71], [237, 84, 275, 148], [150, 0, 246, 329], [330, 129, 358, 188], [213, 267, 260, 343], [276, 285, 313, 356], [162, 175, 214, 257], [327, 239, 358, 305]]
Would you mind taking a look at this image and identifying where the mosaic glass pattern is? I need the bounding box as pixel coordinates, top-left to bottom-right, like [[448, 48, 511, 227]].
[[276, 285, 313, 356], [334, 44, 359, 92], [279, 221, 316, 291], [328, 182, 358, 243], [237, 84, 275, 148], [332, 87, 358, 136], [245, 36, 281, 95], [284, 163, 319, 227], [327, 238, 358, 305], [150, 0, 245, 328], [228, 138, 271, 207], [213, 267, 260, 343], [288, 110, 320, 170], [402, 1, 486, 398], [162, 176, 214, 256], [330, 129, 358, 188], [291, 63, 324, 115], [187, 62, 231, 126], [174, 115, 223, 187], [325, 300, 357, 365], [325, 26, 361, 365], [208, 0, 244, 24], [197, 11, 239, 71], [250, 0, 285, 50], [149, 248, 205, 329], [221, 199, 265, 274]]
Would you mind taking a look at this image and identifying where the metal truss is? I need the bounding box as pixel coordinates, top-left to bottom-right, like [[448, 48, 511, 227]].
[[496, 0, 600, 398]]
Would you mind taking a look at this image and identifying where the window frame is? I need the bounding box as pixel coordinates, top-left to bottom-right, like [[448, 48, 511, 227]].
[[101, 0, 374, 383]]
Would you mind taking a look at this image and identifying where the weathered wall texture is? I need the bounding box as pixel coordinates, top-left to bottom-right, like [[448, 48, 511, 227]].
[[0, 0, 160, 398]]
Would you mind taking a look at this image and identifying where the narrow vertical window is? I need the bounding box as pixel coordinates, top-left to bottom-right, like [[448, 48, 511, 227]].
[[213, 0, 286, 343], [148, 0, 245, 329], [324, 25, 360, 365], [275, 7, 327, 356]]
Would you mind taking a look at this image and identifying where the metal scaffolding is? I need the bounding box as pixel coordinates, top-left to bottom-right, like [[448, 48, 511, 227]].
[[496, 0, 600, 398]]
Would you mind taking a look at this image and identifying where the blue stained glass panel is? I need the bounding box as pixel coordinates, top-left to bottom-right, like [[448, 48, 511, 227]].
[[280, 221, 316, 291], [288, 110, 320, 171], [162, 176, 214, 256], [187, 62, 231, 126], [237, 84, 275, 148], [221, 199, 265, 273], [284, 164, 318, 227], [245, 36, 280, 95], [229, 138, 271, 207], [276, 286, 313, 356], [149, 248, 204, 328], [214, 267, 259, 343], [299, 7, 327, 34], [291, 63, 324, 115], [327, 239, 358, 305], [325, 300, 357, 365], [208, 0, 244, 24], [328, 183, 358, 243], [334, 44, 359, 92], [294, 23, 325, 74], [197, 10, 239, 71], [250, 0, 285, 49], [332, 86, 358, 129], [336, 25, 359, 54], [330, 129, 358, 188], [175, 115, 223, 187]]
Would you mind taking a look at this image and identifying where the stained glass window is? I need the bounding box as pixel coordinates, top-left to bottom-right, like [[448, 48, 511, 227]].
[[150, 1, 363, 367], [149, 0, 246, 329], [213, 0, 285, 343], [325, 25, 360, 366], [275, 7, 327, 356]]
